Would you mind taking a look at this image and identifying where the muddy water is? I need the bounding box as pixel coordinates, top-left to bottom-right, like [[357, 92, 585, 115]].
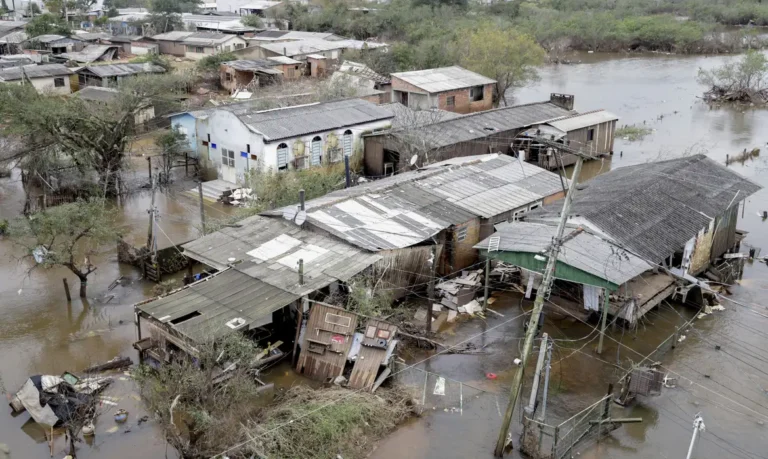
[[373, 52, 768, 459], [0, 157, 236, 458]]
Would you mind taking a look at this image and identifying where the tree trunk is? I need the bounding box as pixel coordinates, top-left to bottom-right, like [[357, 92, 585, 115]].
[[80, 280, 87, 298]]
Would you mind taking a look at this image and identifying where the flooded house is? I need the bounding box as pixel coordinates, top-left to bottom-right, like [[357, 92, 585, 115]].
[[133, 215, 381, 369], [482, 154, 761, 324], [169, 98, 395, 188], [362, 94, 576, 176], [390, 66, 497, 114], [263, 154, 567, 289]]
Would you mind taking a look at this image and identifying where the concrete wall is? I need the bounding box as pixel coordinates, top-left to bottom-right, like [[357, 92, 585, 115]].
[[184, 36, 247, 60], [200, 110, 264, 183], [170, 113, 201, 158], [28, 75, 72, 95], [157, 40, 186, 57]]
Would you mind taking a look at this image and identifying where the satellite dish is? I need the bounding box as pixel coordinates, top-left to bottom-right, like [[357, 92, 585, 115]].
[[409, 155, 418, 166], [295, 211, 307, 225], [283, 207, 297, 221]]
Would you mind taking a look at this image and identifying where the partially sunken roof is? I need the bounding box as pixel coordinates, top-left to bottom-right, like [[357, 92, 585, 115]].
[[78, 63, 165, 77], [237, 98, 395, 142], [475, 222, 652, 287], [266, 154, 565, 251], [391, 66, 496, 93], [529, 155, 762, 263], [60, 45, 118, 63], [0, 63, 73, 81]]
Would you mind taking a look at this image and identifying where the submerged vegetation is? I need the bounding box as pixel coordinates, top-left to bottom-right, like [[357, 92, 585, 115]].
[[616, 124, 653, 141], [698, 50, 768, 103]]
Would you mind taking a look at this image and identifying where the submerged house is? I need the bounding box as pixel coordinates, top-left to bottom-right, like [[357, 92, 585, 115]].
[[489, 154, 761, 323], [264, 154, 567, 285], [390, 66, 496, 114], [169, 98, 395, 184], [362, 94, 576, 177], [133, 215, 382, 368]]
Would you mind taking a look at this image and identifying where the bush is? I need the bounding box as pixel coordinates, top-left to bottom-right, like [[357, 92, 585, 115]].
[[197, 52, 237, 72]]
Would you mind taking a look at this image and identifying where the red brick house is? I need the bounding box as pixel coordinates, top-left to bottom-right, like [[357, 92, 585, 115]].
[[390, 66, 496, 114]]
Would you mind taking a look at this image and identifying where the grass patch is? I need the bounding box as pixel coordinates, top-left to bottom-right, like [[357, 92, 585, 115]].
[[616, 124, 653, 141], [248, 385, 416, 459]]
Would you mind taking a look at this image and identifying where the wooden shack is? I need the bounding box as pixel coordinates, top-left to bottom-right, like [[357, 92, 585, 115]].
[[296, 303, 358, 381], [348, 319, 398, 390]]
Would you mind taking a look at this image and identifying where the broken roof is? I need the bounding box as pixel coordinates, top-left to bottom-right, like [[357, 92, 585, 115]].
[[545, 109, 619, 132], [391, 66, 496, 93], [30, 34, 78, 44], [76, 63, 166, 77], [0, 63, 73, 81], [475, 222, 652, 287], [266, 154, 565, 251], [528, 155, 762, 263], [136, 268, 299, 341], [376, 101, 575, 150], [182, 32, 242, 46], [182, 215, 382, 296], [335, 60, 390, 85], [252, 30, 342, 41], [60, 45, 118, 63]]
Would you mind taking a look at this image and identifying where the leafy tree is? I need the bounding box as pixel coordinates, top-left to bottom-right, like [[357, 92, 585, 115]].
[[25, 13, 72, 37], [197, 51, 237, 72], [8, 199, 121, 297], [240, 14, 263, 29], [0, 73, 193, 196], [459, 25, 546, 105], [27, 2, 42, 15], [697, 49, 768, 102]]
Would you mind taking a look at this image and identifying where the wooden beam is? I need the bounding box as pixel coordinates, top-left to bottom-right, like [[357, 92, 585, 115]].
[[589, 418, 643, 424]]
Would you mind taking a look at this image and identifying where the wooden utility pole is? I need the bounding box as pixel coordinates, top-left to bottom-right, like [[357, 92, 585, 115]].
[[426, 245, 437, 332], [597, 288, 609, 354], [524, 333, 548, 417], [198, 181, 206, 235], [494, 156, 584, 457], [146, 175, 156, 251]]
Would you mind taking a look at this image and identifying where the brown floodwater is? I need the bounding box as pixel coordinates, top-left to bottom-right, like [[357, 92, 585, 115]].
[[372, 51, 768, 459], [3, 51, 768, 459]]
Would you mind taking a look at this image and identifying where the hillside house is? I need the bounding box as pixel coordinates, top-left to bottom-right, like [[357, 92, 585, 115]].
[[147, 31, 195, 57], [0, 64, 74, 94], [181, 32, 247, 60], [75, 63, 166, 88], [363, 94, 576, 176], [264, 154, 567, 285], [247, 30, 343, 46], [219, 58, 293, 93], [390, 66, 496, 114], [169, 98, 395, 183], [25, 34, 84, 55], [332, 60, 391, 103], [518, 108, 619, 169]]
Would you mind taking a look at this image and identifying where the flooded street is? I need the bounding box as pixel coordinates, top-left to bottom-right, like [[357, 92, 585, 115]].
[[374, 52, 768, 459], [3, 51, 768, 458]]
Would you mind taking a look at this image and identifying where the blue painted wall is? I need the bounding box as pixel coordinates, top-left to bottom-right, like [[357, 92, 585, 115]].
[[169, 113, 199, 158]]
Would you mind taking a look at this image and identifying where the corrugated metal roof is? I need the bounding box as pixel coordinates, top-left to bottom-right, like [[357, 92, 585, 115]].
[[251, 30, 341, 41], [0, 57, 34, 69], [546, 109, 619, 132], [223, 59, 280, 71], [259, 38, 348, 56], [267, 55, 301, 65], [237, 98, 395, 142], [529, 155, 762, 263], [150, 31, 195, 42], [381, 101, 575, 150], [475, 222, 652, 286], [391, 66, 496, 93], [76, 32, 111, 41], [0, 30, 28, 44], [0, 21, 28, 34], [78, 63, 165, 77], [239, 1, 282, 9], [30, 34, 71, 43], [182, 215, 381, 296], [268, 154, 564, 251], [137, 269, 299, 341], [76, 86, 119, 102], [0, 63, 73, 81], [182, 32, 241, 46]]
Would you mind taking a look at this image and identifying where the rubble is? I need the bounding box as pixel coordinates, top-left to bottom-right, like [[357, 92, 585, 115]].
[[436, 269, 485, 317]]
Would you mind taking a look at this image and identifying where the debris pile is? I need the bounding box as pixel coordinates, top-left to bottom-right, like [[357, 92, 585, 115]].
[[435, 269, 483, 314]]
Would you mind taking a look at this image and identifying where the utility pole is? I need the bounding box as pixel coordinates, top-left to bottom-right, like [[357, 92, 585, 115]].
[[539, 339, 553, 422], [525, 333, 548, 417], [494, 154, 585, 457], [426, 244, 437, 332], [198, 181, 206, 235], [146, 175, 157, 255], [597, 288, 610, 354], [686, 414, 705, 459], [483, 257, 491, 311]]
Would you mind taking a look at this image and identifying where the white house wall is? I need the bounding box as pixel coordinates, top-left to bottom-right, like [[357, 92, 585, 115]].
[[185, 37, 247, 60], [203, 110, 264, 183], [28, 76, 72, 95]]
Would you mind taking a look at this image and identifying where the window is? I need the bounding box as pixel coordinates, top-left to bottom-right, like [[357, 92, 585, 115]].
[[224, 72, 232, 81], [446, 95, 455, 107], [456, 226, 468, 242], [470, 85, 484, 102], [529, 203, 540, 211], [276, 142, 289, 170], [235, 43, 244, 50], [587, 128, 595, 142], [186, 45, 194, 52], [196, 46, 204, 54], [224, 45, 231, 52], [342, 129, 353, 157], [53, 77, 65, 88], [221, 148, 235, 167], [325, 312, 351, 328], [311, 136, 322, 166]]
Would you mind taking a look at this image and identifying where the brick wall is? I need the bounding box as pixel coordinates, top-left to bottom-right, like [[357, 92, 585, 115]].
[[392, 78, 494, 114]]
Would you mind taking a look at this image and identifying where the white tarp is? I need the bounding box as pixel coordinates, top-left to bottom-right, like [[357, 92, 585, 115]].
[[583, 285, 601, 312], [16, 379, 59, 427]]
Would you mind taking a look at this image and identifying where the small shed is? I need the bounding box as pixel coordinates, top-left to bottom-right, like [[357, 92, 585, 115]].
[[296, 303, 359, 381]]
